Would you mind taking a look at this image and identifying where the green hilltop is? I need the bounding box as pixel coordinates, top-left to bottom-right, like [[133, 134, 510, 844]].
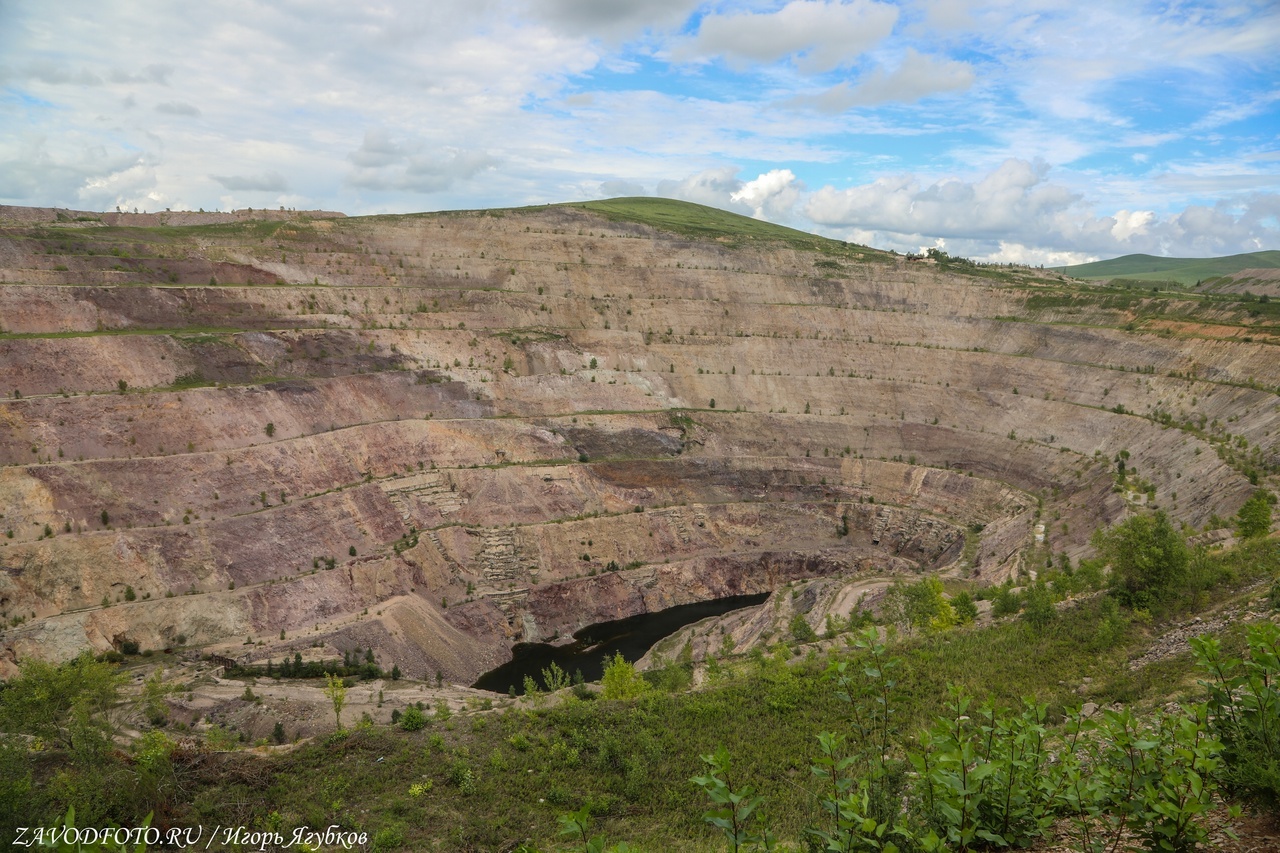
[[1054, 250, 1280, 286], [569, 197, 865, 252], [365, 196, 872, 254], [575, 197, 812, 240]]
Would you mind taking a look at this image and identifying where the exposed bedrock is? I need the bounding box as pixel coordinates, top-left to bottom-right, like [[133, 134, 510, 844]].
[[0, 202, 1272, 678]]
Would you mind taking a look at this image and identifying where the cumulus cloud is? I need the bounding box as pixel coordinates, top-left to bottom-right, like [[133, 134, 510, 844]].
[[656, 166, 750, 213], [652, 167, 805, 221], [12, 62, 103, 86], [78, 159, 159, 211], [807, 159, 1067, 239], [796, 49, 975, 111], [0, 138, 144, 204], [679, 0, 898, 73], [917, 0, 976, 31], [732, 169, 805, 221], [348, 130, 409, 169], [1109, 209, 1155, 242], [804, 159, 1280, 259], [211, 172, 289, 192]]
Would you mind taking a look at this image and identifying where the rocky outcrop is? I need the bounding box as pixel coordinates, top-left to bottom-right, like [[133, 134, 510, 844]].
[[0, 201, 1271, 680]]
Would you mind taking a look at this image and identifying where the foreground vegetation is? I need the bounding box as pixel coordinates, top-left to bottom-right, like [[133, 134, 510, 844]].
[[1, 520, 1277, 850]]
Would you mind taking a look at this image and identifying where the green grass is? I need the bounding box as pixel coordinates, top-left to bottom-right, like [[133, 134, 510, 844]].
[[1054, 250, 1280, 286], [174, 539, 1280, 850], [171, 594, 1225, 850], [15, 537, 1277, 850], [1022, 290, 1146, 313], [148, 219, 295, 239], [569, 197, 866, 254], [1014, 277, 1280, 332]]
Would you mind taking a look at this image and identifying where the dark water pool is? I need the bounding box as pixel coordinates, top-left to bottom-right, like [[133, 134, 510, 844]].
[[472, 593, 768, 695]]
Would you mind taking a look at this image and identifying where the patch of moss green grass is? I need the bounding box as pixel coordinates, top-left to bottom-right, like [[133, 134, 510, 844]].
[[1012, 277, 1280, 335], [178, 534, 1278, 853], [197, 615, 1090, 849], [572, 197, 835, 250]]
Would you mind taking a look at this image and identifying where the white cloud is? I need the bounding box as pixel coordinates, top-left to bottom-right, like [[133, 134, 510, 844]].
[[649, 166, 804, 224], [0, 0, 1276, 263], [804, 159, 1280, 259], [679, 0, 899, 73], [657, 166, 750, 213], [731, 168, 805, 220], [10, 62, 103, 86], [916, 0, 976, 32], [1153, 172, 1280, 192], [1189, 90, 1280, 133], [79, 159, 159, 211], [0, 135, 144, 204], [807, 159, 1068, 239], [1109, 209, 1154, 241], [794, 48, 974, 110], [108, 64, 174, 85], [983, 242, 1098, 267], [348, 130, 409, 169], [846, 49, 974, 104]]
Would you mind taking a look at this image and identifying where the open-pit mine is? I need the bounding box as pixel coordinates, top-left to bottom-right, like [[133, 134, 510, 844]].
[[0, 199, 1274, 690]]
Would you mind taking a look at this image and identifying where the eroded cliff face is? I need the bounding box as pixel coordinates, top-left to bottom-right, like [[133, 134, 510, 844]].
[[0, 202, 1272, 681]]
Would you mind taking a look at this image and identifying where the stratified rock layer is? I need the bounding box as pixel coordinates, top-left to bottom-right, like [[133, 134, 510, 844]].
[[0, 202, 1273, 680]]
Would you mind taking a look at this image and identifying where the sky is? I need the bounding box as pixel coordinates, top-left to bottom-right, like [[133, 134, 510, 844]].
[[1, 1, 1278, 265]]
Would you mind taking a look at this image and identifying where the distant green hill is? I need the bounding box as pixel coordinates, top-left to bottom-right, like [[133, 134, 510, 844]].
[[1054, 250, 1280, 286], [570, 197, 854, 250]]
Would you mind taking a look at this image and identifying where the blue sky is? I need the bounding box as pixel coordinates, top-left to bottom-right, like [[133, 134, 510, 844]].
[[1, 0, 1277, 263]]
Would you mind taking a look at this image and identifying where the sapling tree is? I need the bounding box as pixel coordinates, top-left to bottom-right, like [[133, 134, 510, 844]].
[[323, 673, 346, 731], [692, 746, 776, 852], [601, 653, 647, 700], [1194, 622, 1280, 809]]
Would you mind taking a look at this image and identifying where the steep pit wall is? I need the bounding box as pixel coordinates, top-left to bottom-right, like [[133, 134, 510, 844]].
[[0, 203, 1271, 679]]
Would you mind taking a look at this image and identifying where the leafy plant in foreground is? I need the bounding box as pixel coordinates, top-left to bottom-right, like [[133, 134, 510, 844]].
[[692, 745, 777, 852], [913, 688, 1060, 851], [553, 806, 637, 853], [1068, 706, 1226, 853], [809, 730, 936, 853], [1194, 621, 1280, 810], [808, 627, 936, 852]]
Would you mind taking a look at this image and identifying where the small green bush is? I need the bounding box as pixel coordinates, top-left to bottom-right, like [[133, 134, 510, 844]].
[[398, 705, 427, 731]]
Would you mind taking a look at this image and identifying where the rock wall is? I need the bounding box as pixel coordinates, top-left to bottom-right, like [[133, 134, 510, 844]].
[[0, 203, 1271, 680]]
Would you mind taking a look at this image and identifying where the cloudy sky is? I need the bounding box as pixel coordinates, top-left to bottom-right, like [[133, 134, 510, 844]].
[[2, 1, 1278, 264]]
